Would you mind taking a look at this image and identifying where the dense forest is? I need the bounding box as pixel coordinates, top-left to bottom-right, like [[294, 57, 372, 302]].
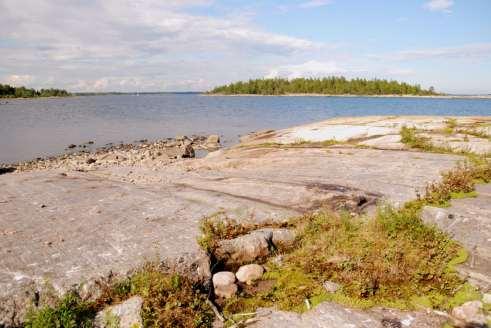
[[208, 77, 439, 96], [0, 84, 71, 98]]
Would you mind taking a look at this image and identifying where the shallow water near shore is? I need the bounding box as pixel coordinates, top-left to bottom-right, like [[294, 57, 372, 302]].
[[1, 93, 490, 164]]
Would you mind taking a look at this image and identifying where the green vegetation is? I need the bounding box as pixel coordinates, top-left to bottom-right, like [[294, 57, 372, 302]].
[[24, 264, 214, 328], [208, 77, 439, 96], [0, 83, 70, 98], [101, 265, 214, 328], [25, 292, 95, 328], [223, 207, 464, 317], [195, 163, 491, 323], [400, 126, 439, 152]]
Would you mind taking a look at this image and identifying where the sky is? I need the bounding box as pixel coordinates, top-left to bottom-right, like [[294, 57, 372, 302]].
[[0, 0, 490, 94]]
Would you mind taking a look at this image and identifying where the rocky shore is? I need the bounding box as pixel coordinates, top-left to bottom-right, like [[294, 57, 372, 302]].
[[0, 116, 490, 327], [1, 134, 221, 173]]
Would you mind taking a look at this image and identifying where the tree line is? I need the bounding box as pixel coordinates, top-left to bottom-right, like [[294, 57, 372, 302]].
[[0, 83, 71, 98], [208, 77, 439, 96]]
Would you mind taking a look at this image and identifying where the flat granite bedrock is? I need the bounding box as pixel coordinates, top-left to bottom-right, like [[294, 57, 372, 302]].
[[0, 115, 490, 326]]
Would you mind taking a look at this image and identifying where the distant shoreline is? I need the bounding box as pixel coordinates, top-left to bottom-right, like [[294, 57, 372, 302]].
[[204, 93, 491, 99], [2, 93, 491, 100]]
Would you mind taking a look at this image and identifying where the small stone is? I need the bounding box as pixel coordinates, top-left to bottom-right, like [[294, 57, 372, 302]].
[[86, 158, 97, 164], [213, 271, 236, 287], [68, 144, 76, 149], [323, 281, 340, 293], [451, 301, 485, 327], [213, 271, 237, 299], [215, 283, 238, 299], [236, 264, 264, 284], [94, 296, 143, 328]]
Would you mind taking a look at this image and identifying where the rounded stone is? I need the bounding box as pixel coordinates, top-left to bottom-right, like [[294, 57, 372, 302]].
[[236, 264, 264, 284], [212, 271, 236, 287], [213, 271, 237, 299], [214, 283, 238, 299]]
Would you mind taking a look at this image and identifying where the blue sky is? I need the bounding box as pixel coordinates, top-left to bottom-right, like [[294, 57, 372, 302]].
[[1, 0, 490, 94]]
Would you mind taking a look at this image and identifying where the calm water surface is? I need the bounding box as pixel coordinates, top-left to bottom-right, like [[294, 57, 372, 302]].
[[1, 94, 490, 164]]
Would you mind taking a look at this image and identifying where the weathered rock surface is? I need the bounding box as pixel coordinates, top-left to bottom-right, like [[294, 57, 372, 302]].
[[215, 231, 271, 266], [94, 296, 143, 328], [236, 264, 264, 285], [450, 301, 486, 327], [241, 116, 490, 154], [422, 183, 491, 291], [213, 271, 237, 299], [0, 116, 488, 325], [215, 228, 296, 265], [247, 302, 447, 328]]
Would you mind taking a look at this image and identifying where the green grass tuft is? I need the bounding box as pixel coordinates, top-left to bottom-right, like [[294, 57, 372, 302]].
[[24, 292, 95, 328]]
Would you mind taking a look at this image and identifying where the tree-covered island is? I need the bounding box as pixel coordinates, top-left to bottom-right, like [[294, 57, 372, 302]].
[[0, 83, 71, 98], [208, 77, 439, 96]]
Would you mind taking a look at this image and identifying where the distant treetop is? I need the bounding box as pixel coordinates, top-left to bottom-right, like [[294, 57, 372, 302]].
[[0, 83, 71, 98], [208, 77, 439, 96]]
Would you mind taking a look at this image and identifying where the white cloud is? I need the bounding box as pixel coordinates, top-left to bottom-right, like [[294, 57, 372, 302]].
[[299, 0, 332, 8], [423, 0, 454, 13], [265, 60, 345, 79], [0, 0, 323, 91], [374, 43, 491, 61], [3, 74, 34, 86]]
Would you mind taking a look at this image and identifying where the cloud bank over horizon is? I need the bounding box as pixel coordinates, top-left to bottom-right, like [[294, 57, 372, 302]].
[[0, 0, 490, 94]]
